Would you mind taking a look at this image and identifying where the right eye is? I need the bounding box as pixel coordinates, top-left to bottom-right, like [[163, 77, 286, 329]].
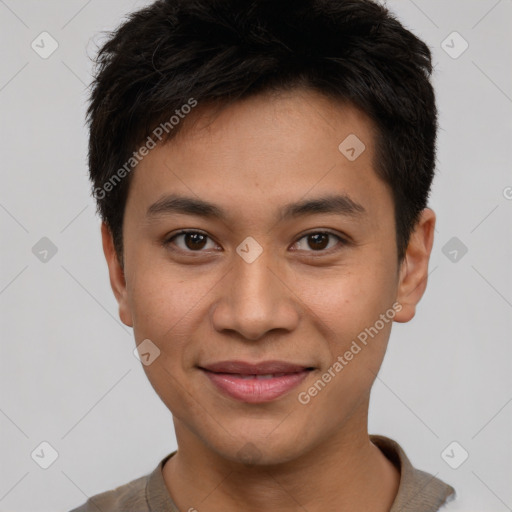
[[164, 230, 220, 253]]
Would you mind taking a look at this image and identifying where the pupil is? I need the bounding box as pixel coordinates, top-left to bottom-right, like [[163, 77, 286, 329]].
[[186, 233, 207, 250], [309, 233, 328, 250]]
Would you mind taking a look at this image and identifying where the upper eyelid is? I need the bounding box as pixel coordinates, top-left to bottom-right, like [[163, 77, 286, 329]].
[[167, 230, 219, 250]]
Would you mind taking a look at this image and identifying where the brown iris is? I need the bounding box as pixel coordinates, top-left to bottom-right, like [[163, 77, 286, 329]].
[[307, 233, 329, 250], [184, 232, 208, 250]]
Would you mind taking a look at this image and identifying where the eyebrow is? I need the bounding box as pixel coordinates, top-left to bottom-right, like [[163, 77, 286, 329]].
[[146, 193, 366, 222]]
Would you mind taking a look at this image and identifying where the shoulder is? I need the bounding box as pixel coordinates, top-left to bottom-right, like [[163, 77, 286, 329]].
[[370, 434, 456, 512], [69, 473, 148, 512], [68, 452, 177, 512]]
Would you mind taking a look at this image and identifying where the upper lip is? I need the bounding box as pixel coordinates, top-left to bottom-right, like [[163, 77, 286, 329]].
[[199, 360, 313, 375]]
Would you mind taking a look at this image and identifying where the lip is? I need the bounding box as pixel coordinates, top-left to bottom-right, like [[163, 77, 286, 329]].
[[199, 360, 314, 403]]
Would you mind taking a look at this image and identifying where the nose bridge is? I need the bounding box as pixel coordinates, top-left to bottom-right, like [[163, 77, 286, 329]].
[[235, 250, 276, 307], [211, 247, 299, 340]]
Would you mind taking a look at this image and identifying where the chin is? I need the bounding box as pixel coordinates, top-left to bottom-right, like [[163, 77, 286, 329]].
[[209, 427, 312, 467]]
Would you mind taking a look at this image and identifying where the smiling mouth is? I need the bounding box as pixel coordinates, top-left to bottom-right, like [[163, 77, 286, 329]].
[[198, 361, 315, 403]]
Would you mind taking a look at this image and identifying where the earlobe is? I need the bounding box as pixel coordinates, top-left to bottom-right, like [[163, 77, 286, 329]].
[[394, 208, 436, 323], [100, 222, 133, 327]]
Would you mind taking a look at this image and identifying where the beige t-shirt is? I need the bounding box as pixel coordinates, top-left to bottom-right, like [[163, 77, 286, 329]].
[[69, 435, 455, 512]]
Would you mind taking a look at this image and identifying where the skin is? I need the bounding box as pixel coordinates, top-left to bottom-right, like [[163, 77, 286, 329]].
[[102, 88, 436, 512]]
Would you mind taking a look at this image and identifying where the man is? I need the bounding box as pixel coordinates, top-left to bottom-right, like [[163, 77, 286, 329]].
[[72, 0, 456, 510]]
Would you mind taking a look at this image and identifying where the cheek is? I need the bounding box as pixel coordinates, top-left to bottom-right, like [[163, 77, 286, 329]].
[[297, 255, 397, 384], [127, 259, 222, 382], [294, 271, 395, 430], [127, 270, 208, 417], [303, 262, 396, 338], [127, 254, 207, 335]]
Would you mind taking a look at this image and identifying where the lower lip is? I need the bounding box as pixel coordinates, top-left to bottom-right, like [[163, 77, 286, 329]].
[[201, 369, 312, 403]]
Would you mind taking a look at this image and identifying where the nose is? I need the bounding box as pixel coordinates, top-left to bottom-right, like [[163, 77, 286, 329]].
[[210, 250, 300, 341]]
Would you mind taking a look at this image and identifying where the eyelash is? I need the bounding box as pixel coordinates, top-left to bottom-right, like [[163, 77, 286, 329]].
[[163, 229, 349, 255]]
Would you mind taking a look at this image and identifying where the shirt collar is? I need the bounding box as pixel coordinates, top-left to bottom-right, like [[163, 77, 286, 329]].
[[370, 435, 455, 511]]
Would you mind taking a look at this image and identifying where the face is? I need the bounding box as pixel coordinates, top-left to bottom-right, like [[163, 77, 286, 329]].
[[103, 88, 435, 465]]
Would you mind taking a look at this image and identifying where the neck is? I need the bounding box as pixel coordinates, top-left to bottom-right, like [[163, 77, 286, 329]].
[[163, 412, 400, 511]]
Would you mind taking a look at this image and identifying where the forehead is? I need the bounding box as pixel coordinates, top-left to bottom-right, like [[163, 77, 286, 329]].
[[169, 88, 376, 165], [125, 88, 391, 226]]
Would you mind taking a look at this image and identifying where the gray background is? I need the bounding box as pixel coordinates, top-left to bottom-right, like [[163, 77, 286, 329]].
[[0, 0, 511, 510]]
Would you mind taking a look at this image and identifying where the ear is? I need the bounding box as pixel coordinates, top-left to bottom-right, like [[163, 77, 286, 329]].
[[394, 208, 436, 323], [101, 222, 133, 327]]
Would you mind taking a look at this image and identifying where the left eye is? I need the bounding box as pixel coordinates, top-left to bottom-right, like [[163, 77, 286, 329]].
[[292, 232, 345, 252]]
